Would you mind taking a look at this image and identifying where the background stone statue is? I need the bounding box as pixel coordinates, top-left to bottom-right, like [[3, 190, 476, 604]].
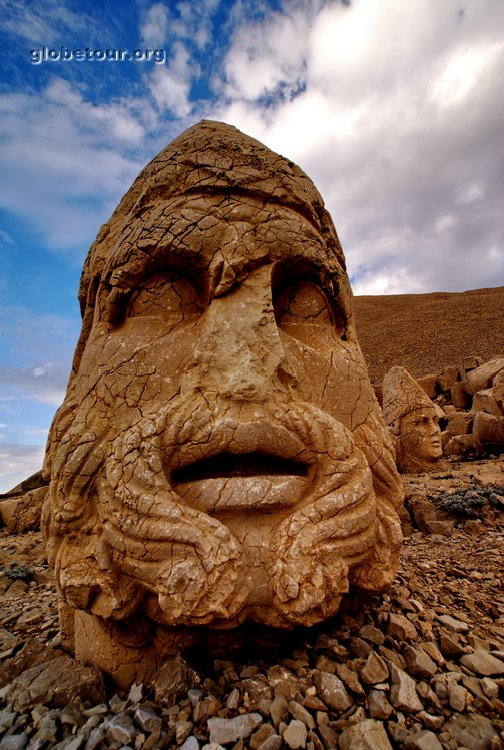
[[382, 365, 444, 473], [42, 120, 403, 687]]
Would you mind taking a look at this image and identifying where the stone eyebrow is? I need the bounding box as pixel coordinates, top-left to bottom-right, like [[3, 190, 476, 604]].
[[100, 199, 344, 309], [105, 241, 209, 291]]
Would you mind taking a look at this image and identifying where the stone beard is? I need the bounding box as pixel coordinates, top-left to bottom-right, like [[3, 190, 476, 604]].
[[42, 121, 403, 686]]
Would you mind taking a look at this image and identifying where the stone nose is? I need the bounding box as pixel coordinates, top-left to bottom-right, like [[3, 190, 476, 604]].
[[188, 265, 295, 402]]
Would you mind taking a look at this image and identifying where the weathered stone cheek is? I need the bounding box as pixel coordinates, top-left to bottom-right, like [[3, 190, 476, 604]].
[[76, 328, 194, 415], [278, 335, 369, 430]]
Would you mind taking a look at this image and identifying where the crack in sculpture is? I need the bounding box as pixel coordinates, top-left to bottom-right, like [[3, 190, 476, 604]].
[[42, 120, 404, 687]]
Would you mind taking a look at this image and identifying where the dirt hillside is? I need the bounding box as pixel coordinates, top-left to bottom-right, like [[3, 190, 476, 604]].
[[354, 286, 504, 385]]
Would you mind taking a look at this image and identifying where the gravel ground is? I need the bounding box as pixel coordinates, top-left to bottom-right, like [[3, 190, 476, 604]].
[[0, 458, 503, 749]]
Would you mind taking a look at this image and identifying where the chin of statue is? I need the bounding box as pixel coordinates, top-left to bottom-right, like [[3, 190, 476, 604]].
[[396, 437, 444, 474], [44, 391, 402, 633]]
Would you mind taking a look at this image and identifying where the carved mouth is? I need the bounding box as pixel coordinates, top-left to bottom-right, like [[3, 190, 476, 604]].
[[172, 451, 309, 484], [166, 415, 316, 515], [170, 450, 310, 515]]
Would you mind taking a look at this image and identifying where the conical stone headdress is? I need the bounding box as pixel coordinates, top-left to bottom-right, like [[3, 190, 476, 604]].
[[382, 365, 440, 426]]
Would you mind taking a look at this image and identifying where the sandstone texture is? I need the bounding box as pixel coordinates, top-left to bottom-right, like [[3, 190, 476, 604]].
[[40, 120, 403, 686], [0, 473, 48, 534], [382, 367, 443, 474], [1, 456, 503, 748]]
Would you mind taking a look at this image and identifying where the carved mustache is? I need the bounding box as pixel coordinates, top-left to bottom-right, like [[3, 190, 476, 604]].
[[99, 394, 376, 623], [48, 391, 387, 628], [162, 395, 356, 485]]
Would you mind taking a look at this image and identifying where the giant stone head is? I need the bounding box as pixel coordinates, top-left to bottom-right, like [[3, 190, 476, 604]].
[[383, 365, 444, 473], [43, 121, 403, 686]]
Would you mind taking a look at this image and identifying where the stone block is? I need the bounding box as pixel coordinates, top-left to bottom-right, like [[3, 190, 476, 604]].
[[449, 381, 470, 409], [471, 389, 502, 417], [446, 411, 474, 437], [5, 487, 47, 533], [339, 719, 393, 750], [153, 655, 200, 707], [465, 356, 504, 395], [443, 714, 499, 750], [416, 374, 438, 399], [1, 639, 104, 711], [406, 496, 455, 535], [473, 411, 504, 452], [492, 368, 504, 412], [0, 498, 20, 529], [444, 434, 475, 456], [457, 356, 483, 380], [437, 365, 458, 393]]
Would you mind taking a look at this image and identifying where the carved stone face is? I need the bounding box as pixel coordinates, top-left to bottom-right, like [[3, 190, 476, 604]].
[[43, 121, 403, 685], [398, 410, 443, 467], [382, 365, 444, 474]]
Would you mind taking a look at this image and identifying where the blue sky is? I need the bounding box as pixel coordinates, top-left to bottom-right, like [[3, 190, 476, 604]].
[[1, 0, 503, 491]]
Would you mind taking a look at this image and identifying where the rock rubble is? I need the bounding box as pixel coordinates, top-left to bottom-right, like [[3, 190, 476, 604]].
[[0, 458, 503, 749]]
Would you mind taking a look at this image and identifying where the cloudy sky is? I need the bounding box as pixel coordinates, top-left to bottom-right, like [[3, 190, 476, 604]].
[[0, 0, 503, 492]]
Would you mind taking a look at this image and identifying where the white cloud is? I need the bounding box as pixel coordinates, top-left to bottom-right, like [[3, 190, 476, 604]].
[[352, 269, 426, 297], [141, 2, 170, 48], [150, 70, 191, 115], [0, 444, 45, 494], [458, 183, 484, 204], [44, 78, 147, 146], [430, 43, 504, 108], [148, 42, 194, 116], [219, 4, 310, 101], [0, 0, 92, 44], [0, 80, 149, 250], [212, 0, 504, 294], [140, 0, 220, 52]]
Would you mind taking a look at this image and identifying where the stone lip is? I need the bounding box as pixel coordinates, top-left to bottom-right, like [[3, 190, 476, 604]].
[[168, 415, 315, 473], [169, 416, 313, 513], [172, 462, 309, 513]]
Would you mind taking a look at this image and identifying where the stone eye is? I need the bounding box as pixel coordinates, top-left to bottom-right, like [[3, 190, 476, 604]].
[[125, 271, 203, 327], [273, 276, 346, 345]]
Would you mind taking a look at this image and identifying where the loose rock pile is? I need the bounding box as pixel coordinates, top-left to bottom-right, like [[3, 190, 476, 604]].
[[1, 460, 503, 749], [415, 356, 504, 457]]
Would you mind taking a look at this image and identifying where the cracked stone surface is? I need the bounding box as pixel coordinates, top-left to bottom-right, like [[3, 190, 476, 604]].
[[382, 366, 444, 474], [40, 120, 403, 687]]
